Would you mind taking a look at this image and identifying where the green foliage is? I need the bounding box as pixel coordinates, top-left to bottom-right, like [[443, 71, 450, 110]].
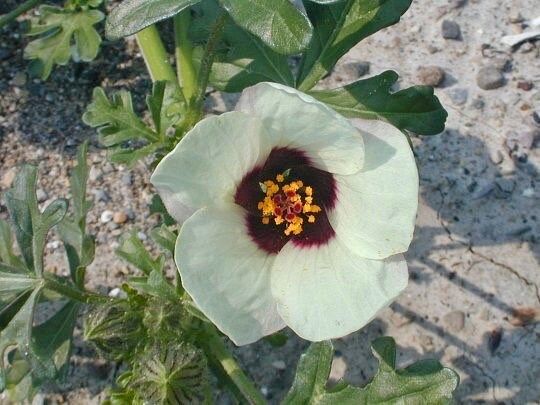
[[84, 297, 145, 361], [109, 343, 209, 404], [0, 145, 94, 399], [83, 81, 183, 166], [106, 0, 202, 40], [310, 71, 448, 135], [283, 338, 459, 404], [24, 3, 104, 80], [217, 0, 313, 55], [190, 0, 295, 92], [116, 232, 166, 276], [298, 0, 412, 90]]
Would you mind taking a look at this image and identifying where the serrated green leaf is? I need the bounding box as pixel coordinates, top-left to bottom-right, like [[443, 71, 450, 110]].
[[283, 338, 459, 405], [218, 0, 313, 55], [106, 0, 202, 39], [83, 82, 182, 166], [24, 5, 104, 80], [116, 232, 165, 275], [190, 0, 294, 92], [310, 71, 448, 135], [128, 270, 177, 302], [298, 0, 412, 90], [149, 194, 176, 226], [150, 225, 177, 255]]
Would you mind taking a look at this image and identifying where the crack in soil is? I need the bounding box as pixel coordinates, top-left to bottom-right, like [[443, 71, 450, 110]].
[[435, 187, 540, 304]]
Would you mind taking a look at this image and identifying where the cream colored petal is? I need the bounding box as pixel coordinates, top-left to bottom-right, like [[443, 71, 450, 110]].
[[329, 118, 418, 260], [236, 82, 364, 175], [271, 238, 408, 341], [176, 204, 285, 345], [151, 111, 271, 223]]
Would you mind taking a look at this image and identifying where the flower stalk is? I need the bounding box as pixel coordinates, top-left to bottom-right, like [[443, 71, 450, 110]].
[[200, 324, 266, 405], [135, 25, 178, 84], [174, 11, 198, 103], [0, 0, 43, 29], [43, 273, 110, 304]]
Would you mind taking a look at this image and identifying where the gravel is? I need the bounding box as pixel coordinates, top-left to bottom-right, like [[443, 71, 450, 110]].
[[476, 66, 505, 90], [441, 20, 462, 40], [417, 65, 445, 87]]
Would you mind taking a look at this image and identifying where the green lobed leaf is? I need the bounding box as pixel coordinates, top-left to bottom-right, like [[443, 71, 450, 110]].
[[298, 0, 412, 90], [4, 165, 68, 276], [190, 0, 294, 92], [58, 142, 95, 287], [310, 71, 448, 135], [106, 0, 202, 40], [24, 5, 104, 80], [116, 232, 165, 275], [0, 272, 40, 301], [83, 82, 182, 166], [218, 0, 313, 55], [283, 338, 459, 404]]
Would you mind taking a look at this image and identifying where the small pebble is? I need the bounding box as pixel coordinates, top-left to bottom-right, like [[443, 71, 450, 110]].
[[100, 210, 114, 223], [508, 11, 524, 23], [36, 189, 48, 203], [46, 240, 61, 250], [417, 66, 445, 87], [476, 67, 504, 90], [522, 188, 535, 198], [137, 231, 147, 240], [441, 20, 461, 40], [94, 189, 110, 202], [121, 172, 133, 186], [271, 360, 286, 370], [113, 211, 128, 224], [517, 81, 533, 91], [443, 310, 465, 332], [12, 72, 27, 87], [0, 167, 16, 189], [446, 87, 468, 106], [489, 150, 503, 165], [341, 61, 370, 78], [494, 178, 515, 194]]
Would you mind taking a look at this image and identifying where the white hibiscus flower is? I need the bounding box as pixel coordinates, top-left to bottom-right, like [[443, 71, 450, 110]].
[[151, 83, 418, 345]]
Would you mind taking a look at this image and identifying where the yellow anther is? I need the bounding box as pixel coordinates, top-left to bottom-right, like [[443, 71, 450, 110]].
[[305, 186, 313, 196], [275, 216, 284, 225], [258, 201, 264, 210], [276, 174, 284, 183], [303, 204, 312, 213], [305, 196, 313, 204], [311, 205, 321, 213], [262, 217, 270, 225], [297, 180, 303, 188], [308, 215, 315, 223]]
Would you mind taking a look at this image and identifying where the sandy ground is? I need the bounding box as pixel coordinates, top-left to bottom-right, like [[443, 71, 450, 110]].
[[0, 0, 539, 403]]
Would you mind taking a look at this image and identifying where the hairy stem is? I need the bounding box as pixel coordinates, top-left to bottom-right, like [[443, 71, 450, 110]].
[[44, 273, 110, 304], [174, 11, 197, 103], [200, 325, 266, 405], [0, 0, 43, 29], [136, 25, 177, 84], [194, 13, 227, 110]]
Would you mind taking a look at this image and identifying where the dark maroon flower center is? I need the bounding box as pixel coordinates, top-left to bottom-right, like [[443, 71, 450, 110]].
[[234, 147, 337, 254]]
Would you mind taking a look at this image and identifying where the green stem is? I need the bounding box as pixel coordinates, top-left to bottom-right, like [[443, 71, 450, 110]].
[[44, 274, 110, 304], [200, 325, 266, 405], [174, 12, 197, 103], [194, 13, 227, 110], [0, 0, 43, 29], [135, 25, 177, 83]]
